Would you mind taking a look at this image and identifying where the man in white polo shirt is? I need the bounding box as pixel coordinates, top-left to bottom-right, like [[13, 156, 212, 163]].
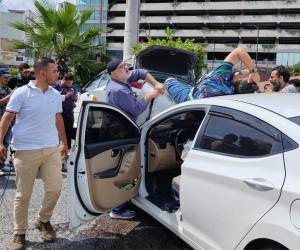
[[0, 57, 68, 250]]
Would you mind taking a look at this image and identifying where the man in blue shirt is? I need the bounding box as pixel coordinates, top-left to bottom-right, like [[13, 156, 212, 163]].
[[106, 59, 164, 219], [106, 60, 164, 120], [166, 47, 260, 103]]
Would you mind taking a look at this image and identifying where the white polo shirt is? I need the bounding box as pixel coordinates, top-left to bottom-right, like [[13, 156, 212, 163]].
[[6, 81, 62, 150]]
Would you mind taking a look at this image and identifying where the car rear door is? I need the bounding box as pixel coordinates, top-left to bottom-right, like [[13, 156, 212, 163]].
[[180, 106, 286, 250], [68, 101, 141, 229]]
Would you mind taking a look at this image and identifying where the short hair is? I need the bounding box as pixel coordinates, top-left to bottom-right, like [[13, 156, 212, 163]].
[[63, 72, 74, 81], [289, 79, 300, 87], [237, 80, 259, 94], [33, 57, 56, 73], [272, 65, 290, 83], [18, 63, 30, 71]]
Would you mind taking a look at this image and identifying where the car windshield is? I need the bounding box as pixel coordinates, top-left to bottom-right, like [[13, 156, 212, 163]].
[[289, 116, 300, 126]]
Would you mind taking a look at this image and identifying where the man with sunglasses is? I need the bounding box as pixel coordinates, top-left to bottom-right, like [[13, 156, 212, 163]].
[[106, 59, 164, 219]]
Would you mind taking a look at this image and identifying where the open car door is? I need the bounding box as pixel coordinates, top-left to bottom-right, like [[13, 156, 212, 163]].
[[68, 101, 141, 229]]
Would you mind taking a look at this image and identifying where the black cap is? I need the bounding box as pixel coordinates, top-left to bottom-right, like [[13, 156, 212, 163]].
[[107, 60, 122, 74], [0, 69, 11, 77], [63, 72, 74, 81]]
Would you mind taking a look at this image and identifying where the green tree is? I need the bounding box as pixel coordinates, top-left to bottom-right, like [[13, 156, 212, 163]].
[[11, 0, 108, 86], [8, 67, 18, 77], [287, 62, 300, 76], [132, 27, 206, 79]]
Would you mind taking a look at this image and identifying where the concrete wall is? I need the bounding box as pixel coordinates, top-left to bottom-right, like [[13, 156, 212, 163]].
[[107, 0, 300, 64]]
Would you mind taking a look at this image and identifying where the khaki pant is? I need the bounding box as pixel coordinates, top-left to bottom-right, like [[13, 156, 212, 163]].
[[13, 146, 62, 235]]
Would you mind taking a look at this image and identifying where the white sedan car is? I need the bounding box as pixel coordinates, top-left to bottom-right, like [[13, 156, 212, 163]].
[[67, 93, 300, 250]]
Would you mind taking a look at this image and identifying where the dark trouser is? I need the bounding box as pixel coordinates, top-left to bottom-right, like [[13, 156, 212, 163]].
[[62, 112, 74, 149]]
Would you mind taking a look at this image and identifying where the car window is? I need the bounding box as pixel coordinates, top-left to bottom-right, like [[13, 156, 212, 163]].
[[97, 73, 109, 88], [85, 107, 139, 145], [84, 77, 102, 92], [195, 115, 282, 157]]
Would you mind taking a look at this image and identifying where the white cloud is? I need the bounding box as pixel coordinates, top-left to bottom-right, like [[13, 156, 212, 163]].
[[2, 0, 35, 11], [2, 0, 75, 11]]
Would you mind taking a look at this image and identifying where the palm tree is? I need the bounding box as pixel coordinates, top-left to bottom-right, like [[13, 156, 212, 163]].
[[11, 0, 106, 82]]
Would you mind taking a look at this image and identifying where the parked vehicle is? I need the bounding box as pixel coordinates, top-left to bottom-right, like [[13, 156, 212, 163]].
[[68, 93, 300, 250], [73, 71, 110, 129]]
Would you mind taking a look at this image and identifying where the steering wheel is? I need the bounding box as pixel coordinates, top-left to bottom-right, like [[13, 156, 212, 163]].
[[174, 128, 194, 156]]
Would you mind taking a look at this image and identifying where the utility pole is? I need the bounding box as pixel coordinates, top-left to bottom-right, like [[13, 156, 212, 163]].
[[123, 0, 140, 61]]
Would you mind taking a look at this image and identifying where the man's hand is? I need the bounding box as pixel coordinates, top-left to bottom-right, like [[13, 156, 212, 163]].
[[0, 144, 7, 161], [248, 72, 260, 84], [65, 92, 73, 98], [154, 82, 165, 93], [145, 73, 165, 93], [60, 144, 68, 160], [144, 89, 160, 103]]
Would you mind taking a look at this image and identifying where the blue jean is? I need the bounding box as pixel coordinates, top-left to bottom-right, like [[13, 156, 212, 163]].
[[165, 79, 192, 104], [112, 203, 128, 214]]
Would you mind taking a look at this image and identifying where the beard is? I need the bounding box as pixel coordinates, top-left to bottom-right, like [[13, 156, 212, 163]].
[[271, 81, 281, 92]]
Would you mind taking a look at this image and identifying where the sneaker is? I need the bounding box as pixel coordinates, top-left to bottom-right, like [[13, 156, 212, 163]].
[[10, 234, 25, 250], [35, 220, 56, 242], [109, 209, 136, 219]]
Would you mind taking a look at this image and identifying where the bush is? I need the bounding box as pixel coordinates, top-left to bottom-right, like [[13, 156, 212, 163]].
[[287, 62, 300, 76], [132, 27, 206, 79], [8, 67, 18, 77]]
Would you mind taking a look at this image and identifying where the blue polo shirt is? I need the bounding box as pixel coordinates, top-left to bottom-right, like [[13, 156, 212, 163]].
[[6, 81, 62, 150], [106, 69, 148, 121]]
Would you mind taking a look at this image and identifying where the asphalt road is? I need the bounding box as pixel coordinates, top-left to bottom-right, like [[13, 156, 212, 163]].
[[0, 172, 192, 250]]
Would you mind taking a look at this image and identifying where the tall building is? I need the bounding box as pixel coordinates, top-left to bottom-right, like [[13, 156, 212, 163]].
[[108, 0, 300, 67], [76, 0, 108, 44], [0, 7, 34, 66]]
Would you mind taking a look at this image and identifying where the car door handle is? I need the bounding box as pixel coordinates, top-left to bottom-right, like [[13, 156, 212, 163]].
[[243, 178, 275, 191]]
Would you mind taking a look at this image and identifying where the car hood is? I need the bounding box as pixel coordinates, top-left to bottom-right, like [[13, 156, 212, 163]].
[[136, 46, 197, 83]]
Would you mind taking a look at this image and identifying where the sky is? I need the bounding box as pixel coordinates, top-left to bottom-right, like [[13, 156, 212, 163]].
[[1, 0, 75, 11]]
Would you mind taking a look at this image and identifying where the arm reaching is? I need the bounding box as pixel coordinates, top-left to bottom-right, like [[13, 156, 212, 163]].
[[224, 47, 260, 83], [145, 73, 165, 93]]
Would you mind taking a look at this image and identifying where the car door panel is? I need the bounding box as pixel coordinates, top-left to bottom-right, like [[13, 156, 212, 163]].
[[84, 138, 140, 159], [84, 145, 141, 211], [69, 102, 141, 223]]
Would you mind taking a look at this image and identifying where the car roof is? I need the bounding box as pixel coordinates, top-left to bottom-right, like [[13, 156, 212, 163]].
[[188, 93, 300, 119]]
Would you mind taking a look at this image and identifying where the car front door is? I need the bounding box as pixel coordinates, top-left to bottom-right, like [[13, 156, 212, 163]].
[[180, 106, 286, 250], [68, 102, 141, 229]]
